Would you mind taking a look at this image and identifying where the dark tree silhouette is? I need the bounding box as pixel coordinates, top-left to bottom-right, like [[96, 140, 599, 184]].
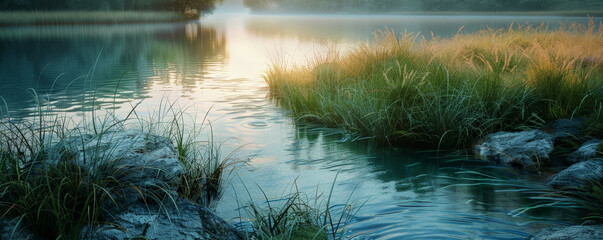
[[1, 0, 225, 17]]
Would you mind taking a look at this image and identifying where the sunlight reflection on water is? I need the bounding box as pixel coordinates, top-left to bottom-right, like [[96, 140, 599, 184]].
[[1, 13, 596, 239]]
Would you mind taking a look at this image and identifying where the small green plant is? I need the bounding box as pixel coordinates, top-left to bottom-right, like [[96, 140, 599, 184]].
[[0, 154, 122, 239], [574, 180, 603, 223], [174, 131, 242, 208], [241, 173, 362, 240], [583, 111, 603, 139], [0, 109, 129, 239], [133, 101, 242, 208]]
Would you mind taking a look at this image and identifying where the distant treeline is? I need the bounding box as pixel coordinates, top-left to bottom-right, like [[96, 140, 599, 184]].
[[243, 0, 603, 13], [1, 0, 222, 14]]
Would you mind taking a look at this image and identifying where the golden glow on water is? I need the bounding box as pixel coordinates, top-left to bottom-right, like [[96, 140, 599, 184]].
[[1, 13, 599, 239], [185, 22, 199, 42]]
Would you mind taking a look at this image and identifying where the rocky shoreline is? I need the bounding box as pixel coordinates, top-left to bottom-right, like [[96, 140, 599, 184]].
[[476, 119, 601, 188], [476, 118, 602, 240], [1, 130, 243, 240], [2, 119, 601, 239]]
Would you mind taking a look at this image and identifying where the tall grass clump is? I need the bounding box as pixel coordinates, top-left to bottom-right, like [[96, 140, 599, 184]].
[[0, 101, 133, 239], [135, 101, 242, 208], [241, 173, 362, 240], [266, 21, 603, 148], [0, 91, 238, 238], [575, 180, 603, 223]]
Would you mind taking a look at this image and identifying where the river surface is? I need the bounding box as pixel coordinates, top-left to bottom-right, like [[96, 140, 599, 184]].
[[1, 13, 598, 239]]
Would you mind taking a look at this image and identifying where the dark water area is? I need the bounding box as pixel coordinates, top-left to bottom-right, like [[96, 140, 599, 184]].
[[1, 13, 598, 239]]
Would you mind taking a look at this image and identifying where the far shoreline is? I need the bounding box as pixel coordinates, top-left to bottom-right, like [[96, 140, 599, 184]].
[[2, 10, 601, 27], [0, 11, 195, 26], [248, 10, 603, 18]]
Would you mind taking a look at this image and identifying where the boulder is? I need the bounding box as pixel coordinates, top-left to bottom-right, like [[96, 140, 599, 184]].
[[549, 118, 583, 140], [45, 130, 184, 203], [477, 130, 554, 169], [568, 139, 602, 163], [5, 130, 244, 240], [531, 225, 603, 240], [57, 130, 183, 179], [82, 197, 244, 240], [548, 160, 603, 189]]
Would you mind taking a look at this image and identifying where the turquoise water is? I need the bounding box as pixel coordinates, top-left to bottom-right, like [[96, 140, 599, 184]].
[[1, 14, 596, 239]]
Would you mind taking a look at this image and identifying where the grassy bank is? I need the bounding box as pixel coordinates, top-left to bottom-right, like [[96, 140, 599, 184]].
[[386, 10, 603, 17], [0, 11, 186, 25], [0, 98, 236, 239], [0, 100, 357, 239], [241, 173, 360, 240], [253, 10, 603, 17], [266, 20, 603, 148]]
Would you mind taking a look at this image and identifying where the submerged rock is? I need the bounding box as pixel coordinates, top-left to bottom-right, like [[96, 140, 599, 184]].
[[531, 225, 603, 240], [568, 139, 602, 163], [82, 197, 244, 240], [548, 160, 603, 189], [477, 130, 554, 169]]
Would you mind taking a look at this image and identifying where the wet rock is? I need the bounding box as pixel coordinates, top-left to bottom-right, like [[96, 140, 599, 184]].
[[569, 139, 602, 163], [531, 225, 603, 240], [16, 130, 243, 240], [59, 130, 182, 179], [549, 118, 583, 140], [82, 197, 243, 240], [0, 218, 37, 240], [46, 130, 184, 203], [548, 160, 603, 189], [477, 130, 554, 169]]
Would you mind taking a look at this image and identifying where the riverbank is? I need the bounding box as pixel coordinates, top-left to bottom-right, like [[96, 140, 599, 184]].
[[0, 98, 347, 239], [0, 11, 187, 26], [1, 13, 602, 239], [250, 10, 603, 17], [388, 10, 603, 17], [264, 19, 603, 237], [0, 98, 246, 239], [265, 21, 603, 148]]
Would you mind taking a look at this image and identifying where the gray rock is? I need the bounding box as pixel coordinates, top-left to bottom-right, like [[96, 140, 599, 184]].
[[5, 130, 242, 240], [549, 118, 583, 140], [569, 139, 602, 163], [531, 225, 603, 240], [61, 130, 182, 177], [548, 160, 603, 189], [47, 130, 184, 201], [477, 130, 554, 169], [82, 198, 243, 240], [0, 218, 37, 240]]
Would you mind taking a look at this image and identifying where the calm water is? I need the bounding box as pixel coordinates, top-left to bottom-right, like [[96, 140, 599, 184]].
[[1, 13, 597, 239]]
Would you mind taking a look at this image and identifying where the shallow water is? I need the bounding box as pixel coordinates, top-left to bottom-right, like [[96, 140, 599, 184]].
[[1, 13, 597, 239]]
